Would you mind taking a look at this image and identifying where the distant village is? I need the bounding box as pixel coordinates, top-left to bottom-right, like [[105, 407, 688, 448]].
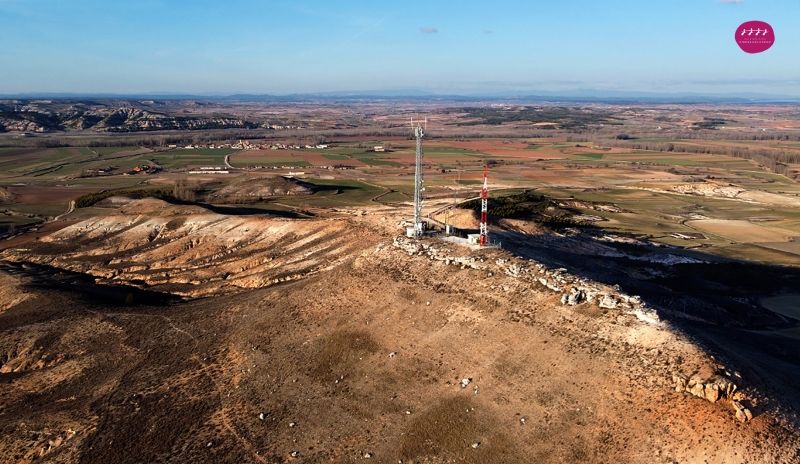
[[167, 141, 329, 150], [76, 139, 377, 179]]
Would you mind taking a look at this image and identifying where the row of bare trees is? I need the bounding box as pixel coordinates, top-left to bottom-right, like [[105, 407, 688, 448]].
[[173, 178, 199, 202], [593, 138, 800, 177]]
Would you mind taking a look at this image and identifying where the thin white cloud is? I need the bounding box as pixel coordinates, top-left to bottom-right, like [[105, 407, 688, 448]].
[[420, 27, 437, 34], [331, 16, 387, 51], [719, 0, 743, 4]]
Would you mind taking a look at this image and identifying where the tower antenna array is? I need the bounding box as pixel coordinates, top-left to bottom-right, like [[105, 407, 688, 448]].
[[411, 118, 425, 237], [480, 165, 489, 246]]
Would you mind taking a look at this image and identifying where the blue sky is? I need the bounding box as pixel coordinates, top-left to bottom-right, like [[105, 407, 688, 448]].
[[1, 0, 798, 96]]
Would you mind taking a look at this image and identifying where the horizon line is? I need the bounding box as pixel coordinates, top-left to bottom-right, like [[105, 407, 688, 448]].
[[2, 90, 800, 103]]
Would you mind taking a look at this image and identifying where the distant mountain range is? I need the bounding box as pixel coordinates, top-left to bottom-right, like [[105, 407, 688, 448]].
[[2, 89, 799, 104]]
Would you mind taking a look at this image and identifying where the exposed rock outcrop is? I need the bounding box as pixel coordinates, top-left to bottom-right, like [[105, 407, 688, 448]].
[[673, 373, 753, 422], [672, 183, 745, 199]]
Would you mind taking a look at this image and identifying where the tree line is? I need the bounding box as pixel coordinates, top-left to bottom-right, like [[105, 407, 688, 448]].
[[74, 188, 173, 208], [592, 138, 800, 177]]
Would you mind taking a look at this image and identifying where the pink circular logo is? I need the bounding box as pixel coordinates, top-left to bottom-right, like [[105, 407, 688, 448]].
[[735, 21, 774, 54]]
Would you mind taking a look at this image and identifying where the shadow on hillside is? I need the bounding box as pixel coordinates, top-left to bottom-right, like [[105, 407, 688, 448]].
[[198, 203, 309, 218], [309, 184, 360, 193], [488, 227, 800, 423], [156, 196, 310, 219], [160, 186, 369, 218], [0, 261, 182, 308]]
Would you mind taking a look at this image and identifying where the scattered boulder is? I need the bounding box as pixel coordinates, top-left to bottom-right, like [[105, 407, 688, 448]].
[[689, 382, 705, 398], [599, 295, 618, 309], [732, 401, 753, 422], [675, 375, 738, 404], [673, 374, 688, 393], [704, 383, 720, 403], [715, 376, 737, 397], [561, 287, 586, 306]]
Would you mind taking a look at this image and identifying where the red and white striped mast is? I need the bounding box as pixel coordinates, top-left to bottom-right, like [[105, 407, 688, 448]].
[[480, 165, 488, 246]]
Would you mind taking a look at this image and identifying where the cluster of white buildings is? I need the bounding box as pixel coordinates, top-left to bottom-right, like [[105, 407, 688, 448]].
[[166, 141, 330, 150], [263, 124, 302, 130], [228, 140, 329, 150], [167, 143, 234, 149], [268, 143, 328, 150]]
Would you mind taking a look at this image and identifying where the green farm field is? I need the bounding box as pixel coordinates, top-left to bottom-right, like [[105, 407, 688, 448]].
[[90, 146, 143, 155], [1, 135, 799, 266], [165, 148, 240, 156], [0, 146, 243, 181], [228, 150, 311, 168]]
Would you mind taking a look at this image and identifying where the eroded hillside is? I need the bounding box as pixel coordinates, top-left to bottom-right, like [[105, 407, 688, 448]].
[[1, 199, 798, 463], [0, 102, 258, 133], [1, 199, 360, 298]]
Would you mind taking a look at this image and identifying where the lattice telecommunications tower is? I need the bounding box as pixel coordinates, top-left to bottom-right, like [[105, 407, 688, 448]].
[[480, 165, 489, 246], [410, 119, 425, 237]]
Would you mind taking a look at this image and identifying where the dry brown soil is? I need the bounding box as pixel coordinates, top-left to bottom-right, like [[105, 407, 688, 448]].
[[0, 200, 798, 463]]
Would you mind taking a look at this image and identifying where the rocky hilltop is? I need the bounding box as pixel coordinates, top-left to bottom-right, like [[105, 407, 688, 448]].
[[0, 200, 798, 463]]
